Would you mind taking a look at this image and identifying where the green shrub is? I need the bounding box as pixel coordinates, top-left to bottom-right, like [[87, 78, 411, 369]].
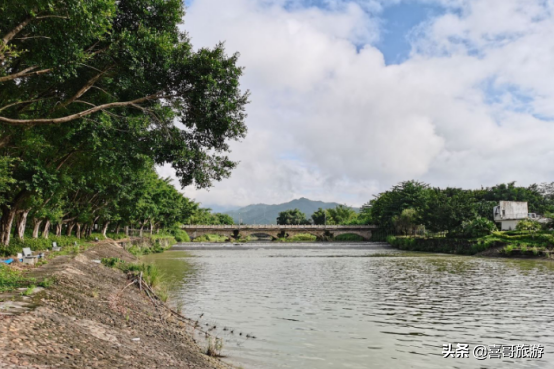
[[516, 220, 542, 238], [454, 217, 497, 238], [193, 234, 228, 243], [503, 244, 515, 255], [171, 229, 190, 243], [101, 258, 162, 288], [106, 232, 127, 240], [0, 265, 35, 292]]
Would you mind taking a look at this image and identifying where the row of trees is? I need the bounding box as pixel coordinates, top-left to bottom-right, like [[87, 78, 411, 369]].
[[368, 181, 554, 235], [276, 205, 370, 225], [276, 181, 554, 237], [0, 0, 247, 246]]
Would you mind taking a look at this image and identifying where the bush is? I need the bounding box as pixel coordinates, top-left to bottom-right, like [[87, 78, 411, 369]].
[[456, 217, 497, 238], [334, 234, 365, 241], [101, 258, 163, 288], [106, 232, 127, 240], [171, 229, 190, 243], [516, 220, 541, 235], [193, 234, 228, 243], [0, 265, 30, 292], [503, 244, 515, 255]]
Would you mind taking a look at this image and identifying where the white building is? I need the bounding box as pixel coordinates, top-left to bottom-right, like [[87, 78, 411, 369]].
[[493, 201, 530, 231]]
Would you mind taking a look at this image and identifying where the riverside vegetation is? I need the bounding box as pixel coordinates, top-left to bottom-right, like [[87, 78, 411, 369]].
[[0, 0, 247, 252]]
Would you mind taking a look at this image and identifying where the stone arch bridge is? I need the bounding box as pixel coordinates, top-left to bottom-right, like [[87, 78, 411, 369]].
[[182, 225, 378, 241]]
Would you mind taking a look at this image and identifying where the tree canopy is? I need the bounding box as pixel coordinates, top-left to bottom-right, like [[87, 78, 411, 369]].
[[277, 209, 309, 225], [0, 0, 248, 246]]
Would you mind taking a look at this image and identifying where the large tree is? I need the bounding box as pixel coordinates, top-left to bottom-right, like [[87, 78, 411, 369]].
[[277, 209, 309, 225], [0, 0, 249, 246]]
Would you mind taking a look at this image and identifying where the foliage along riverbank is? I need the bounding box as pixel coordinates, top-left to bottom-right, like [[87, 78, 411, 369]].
[[0, 240, 234, 368], [0, 235, 178, 292], [387, 230, 554, 258], [0, 0, 247, 251]]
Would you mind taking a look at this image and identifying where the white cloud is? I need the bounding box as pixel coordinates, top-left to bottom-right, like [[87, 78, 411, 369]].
[[172, 0, 554, 208]]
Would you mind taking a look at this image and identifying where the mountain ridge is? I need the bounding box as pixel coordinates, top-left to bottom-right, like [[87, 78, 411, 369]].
[[223, 197, 358, 224]]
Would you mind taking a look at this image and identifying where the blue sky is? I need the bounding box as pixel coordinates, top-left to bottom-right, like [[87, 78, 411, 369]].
[[166, 0, 554, 208]]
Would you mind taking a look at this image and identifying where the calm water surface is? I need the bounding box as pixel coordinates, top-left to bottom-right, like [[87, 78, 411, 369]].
[[143, 243, 554, 369]]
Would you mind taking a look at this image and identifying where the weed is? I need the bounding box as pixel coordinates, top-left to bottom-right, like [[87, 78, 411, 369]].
[[20, 285, 36, 296], [206, 337, 224, 357], [38, 278, 54, 288]]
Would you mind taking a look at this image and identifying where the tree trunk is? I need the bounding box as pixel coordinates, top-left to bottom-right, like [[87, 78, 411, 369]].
[[86, 223, 93, 238], [76, 223, 81, 239], [42, 220, 51, 239], [115, 223, 121, 234], [149, 220, 153, 236], [102, 222, 110, 237], [16, 209, 30, 240], [125, 226, 129, 236], [55, 223, 62, 237], [0, 205, 16, 245], [32, 218, 43, 238], [67, 223, 75, 237], [80, 224, 87, 239], [139, 222, 144, 237]]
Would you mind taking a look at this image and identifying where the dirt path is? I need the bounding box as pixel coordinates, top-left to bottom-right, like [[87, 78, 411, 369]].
[[0, 241, 234, 369]]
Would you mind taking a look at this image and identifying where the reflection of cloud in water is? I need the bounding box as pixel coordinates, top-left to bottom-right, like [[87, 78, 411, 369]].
[[144, 246, 554, 369]]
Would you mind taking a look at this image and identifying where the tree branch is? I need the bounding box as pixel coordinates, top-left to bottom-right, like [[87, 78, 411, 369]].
[[0, 67, 51, 83], [0, 93, 162, 125], [0, 98, 44, 112], [59, 66, 114, 109], [1, 15, 34, 48]]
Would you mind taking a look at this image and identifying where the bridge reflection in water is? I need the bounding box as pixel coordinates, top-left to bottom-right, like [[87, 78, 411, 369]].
[[181, 225, 378, 241]]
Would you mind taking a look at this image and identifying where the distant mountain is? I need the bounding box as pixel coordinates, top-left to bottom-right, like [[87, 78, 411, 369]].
[[224, 197, 357, 224]]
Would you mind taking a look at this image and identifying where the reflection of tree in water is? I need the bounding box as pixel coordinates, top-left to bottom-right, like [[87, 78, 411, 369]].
[[142, 251, 200, 292]]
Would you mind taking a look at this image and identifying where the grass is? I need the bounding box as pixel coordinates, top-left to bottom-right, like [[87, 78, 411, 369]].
[[1, 233, 105, 257], [125, 236, 176, 256], [20, 285, 36, 296], [106, 232, 128, 240], [101, 258, 162, 287], [192, 234, 229, 243], [275, 233, 317, 243], [0, 265, 30, 292], [101, 257, 168, 300], [387, 230, 554, 257]]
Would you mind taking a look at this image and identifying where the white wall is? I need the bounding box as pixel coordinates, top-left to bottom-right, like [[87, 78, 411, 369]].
[[500, 220, 520, 231]]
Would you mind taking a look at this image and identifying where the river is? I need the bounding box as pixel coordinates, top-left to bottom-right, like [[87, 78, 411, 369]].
[[143, 242, 554, 369]]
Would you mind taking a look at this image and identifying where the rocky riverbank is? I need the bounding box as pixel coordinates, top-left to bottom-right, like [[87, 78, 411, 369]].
[[0, 240, 234, 369]]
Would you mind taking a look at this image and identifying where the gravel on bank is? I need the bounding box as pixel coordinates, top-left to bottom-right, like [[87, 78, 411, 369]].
[[0, 240, 234, 369]]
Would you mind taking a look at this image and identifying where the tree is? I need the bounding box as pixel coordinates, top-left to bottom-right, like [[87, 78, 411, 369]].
[[326, 205, 358, 225], [311, 208, 327, 225], [392, 208, 419, 235], [214, 213, 234, 225], [0, 0, 249, 246], [277, 209, 309, 225], [370, 180, 429, 230], [418, 188, 478, 232]]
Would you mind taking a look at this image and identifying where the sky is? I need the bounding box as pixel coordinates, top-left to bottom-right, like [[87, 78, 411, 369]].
[[159, 0, 554, 210]]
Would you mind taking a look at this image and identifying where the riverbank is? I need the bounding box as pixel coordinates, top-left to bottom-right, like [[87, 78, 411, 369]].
[[386, 231, 554, 258], [0, 240, 233, 369]]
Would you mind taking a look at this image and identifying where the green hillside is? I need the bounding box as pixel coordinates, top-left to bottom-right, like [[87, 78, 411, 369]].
[[224, 198, 358, 224]]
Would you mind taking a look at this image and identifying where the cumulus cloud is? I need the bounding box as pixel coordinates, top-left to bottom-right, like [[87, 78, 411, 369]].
[[167, 0, 554, 208]]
